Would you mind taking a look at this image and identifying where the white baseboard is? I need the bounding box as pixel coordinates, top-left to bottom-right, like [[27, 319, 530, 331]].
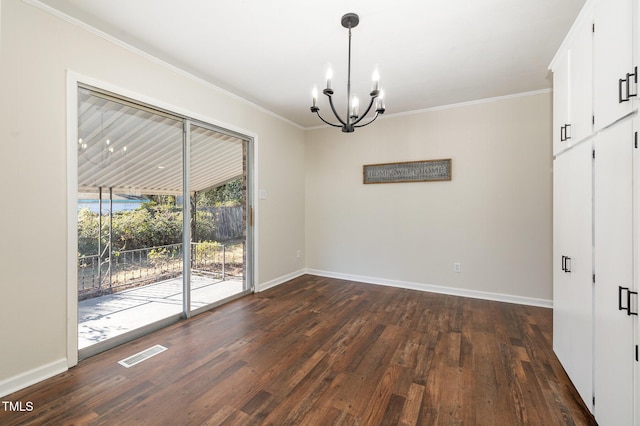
[[305, 269, 553, 308], [0, 358, 67, 398], [256, 269, 307, 292]]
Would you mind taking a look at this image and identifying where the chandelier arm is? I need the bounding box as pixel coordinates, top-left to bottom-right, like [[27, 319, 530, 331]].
[[353, 111, 381, 128], [326, 93, 348, 126], [314, 110, 343, 128], [351, 95, 378, 127]]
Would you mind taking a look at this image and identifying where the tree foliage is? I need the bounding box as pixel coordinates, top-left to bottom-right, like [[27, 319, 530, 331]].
[[78, 204, 216, 256], [196, 178, 243, 207], [78, 179, 242, 257]]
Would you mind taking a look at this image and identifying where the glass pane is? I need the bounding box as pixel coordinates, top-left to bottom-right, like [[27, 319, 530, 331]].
[[77, 88, 184, 349], [189, 123, 246, 311]]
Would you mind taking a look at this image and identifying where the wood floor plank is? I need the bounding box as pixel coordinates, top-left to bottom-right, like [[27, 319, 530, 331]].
[[398, 382, 426, 426], [360, 364, 403, 424], [0, 275, 596, 425]]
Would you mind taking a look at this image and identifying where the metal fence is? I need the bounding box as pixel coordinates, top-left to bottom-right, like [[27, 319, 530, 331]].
[[77, 242, 242, 300]]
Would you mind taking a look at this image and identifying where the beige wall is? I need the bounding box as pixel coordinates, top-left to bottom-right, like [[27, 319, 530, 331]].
[[0, 0, 305, 393], [305, 92, 553, 304]]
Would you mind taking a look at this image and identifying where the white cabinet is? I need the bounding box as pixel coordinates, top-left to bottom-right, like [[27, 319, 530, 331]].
[[552, 17, 593, 155], [593, 119, 636, 425], [552, 1, 640, 422], [553, 141, 594, 410], [593, 0, 635, 130]]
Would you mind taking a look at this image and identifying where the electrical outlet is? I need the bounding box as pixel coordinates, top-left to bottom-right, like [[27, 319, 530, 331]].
[[454, 262, 461, 273]]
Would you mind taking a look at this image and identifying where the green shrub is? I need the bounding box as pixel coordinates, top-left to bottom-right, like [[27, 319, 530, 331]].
[[78, 208, 100, 255], [194, 209, 216, 242], [193, 240, 222, 262], [77, 199, 223, 258]]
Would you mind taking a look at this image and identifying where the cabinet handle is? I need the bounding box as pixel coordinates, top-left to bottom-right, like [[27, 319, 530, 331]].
[[561, 255, 566, 272], [619, 66, 638, 103], [620, 78, 628, 103], [560, 125, 571, 142], [619, 286, 629, 311], [618, 286, 638, 316], [564, 256, 571, 273], [627, 289, 638, 316], [627, 66, 638, 99]]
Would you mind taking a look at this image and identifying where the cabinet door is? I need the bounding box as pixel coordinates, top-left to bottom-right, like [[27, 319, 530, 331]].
[[569, 17, 593, 144], [553, 52, 570, 156], [553, 141, 594, 410], [593, 0, 634, 131], [553, 17, 592, 156], [593, 121, 635, 425]]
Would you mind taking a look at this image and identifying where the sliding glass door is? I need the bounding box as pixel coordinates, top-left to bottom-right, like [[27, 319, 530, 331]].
[[76, 86, 252, 357], [188, 123, 247, 313]]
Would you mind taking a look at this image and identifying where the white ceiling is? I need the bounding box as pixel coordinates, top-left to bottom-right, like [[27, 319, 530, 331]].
[[38, 0, 585, 129]]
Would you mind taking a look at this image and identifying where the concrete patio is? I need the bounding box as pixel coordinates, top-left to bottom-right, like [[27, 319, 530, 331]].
[[78, 275, 244, 349]]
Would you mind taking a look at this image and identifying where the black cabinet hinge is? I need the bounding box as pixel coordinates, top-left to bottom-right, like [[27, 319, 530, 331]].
[[592, 149, 596, 159], [635, 132, 638, 149], [592, 274, 596, 284], [592, 396, 596, 406], [636, 345, 638, 361], [592, 23, 595, 33], [592, 115, 595, 125]]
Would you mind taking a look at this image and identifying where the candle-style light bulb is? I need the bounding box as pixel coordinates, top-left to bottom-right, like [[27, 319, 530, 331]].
[[312, 87, 318, 107], [351, 96, 360, 117], [377, 90, 385, 110], [372, 70, 380, 91], [326, 68, 333, 90]]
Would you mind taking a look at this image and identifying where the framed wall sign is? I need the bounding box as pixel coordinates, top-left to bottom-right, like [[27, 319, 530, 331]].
[[363, 159, 452, 184]]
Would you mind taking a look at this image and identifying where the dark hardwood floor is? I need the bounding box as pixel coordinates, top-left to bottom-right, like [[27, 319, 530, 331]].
[[1, 275, 596, 425]]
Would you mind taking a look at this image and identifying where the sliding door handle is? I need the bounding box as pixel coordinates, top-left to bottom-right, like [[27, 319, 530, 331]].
[[561, 255, 566, 272]]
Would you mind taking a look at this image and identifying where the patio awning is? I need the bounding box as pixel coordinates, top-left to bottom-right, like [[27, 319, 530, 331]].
[[77, 88, 244, 196]]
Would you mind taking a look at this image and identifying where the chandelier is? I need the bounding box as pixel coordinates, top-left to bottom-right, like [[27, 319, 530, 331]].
[[310, 13, 385, 133]]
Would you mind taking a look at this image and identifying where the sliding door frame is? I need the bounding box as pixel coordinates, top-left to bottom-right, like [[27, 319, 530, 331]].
[[183, 119, 192, 316], [66, 72, 256, 366]]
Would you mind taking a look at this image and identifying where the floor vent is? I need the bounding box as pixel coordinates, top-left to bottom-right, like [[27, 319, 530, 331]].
[[118, 344, 167, 368]]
